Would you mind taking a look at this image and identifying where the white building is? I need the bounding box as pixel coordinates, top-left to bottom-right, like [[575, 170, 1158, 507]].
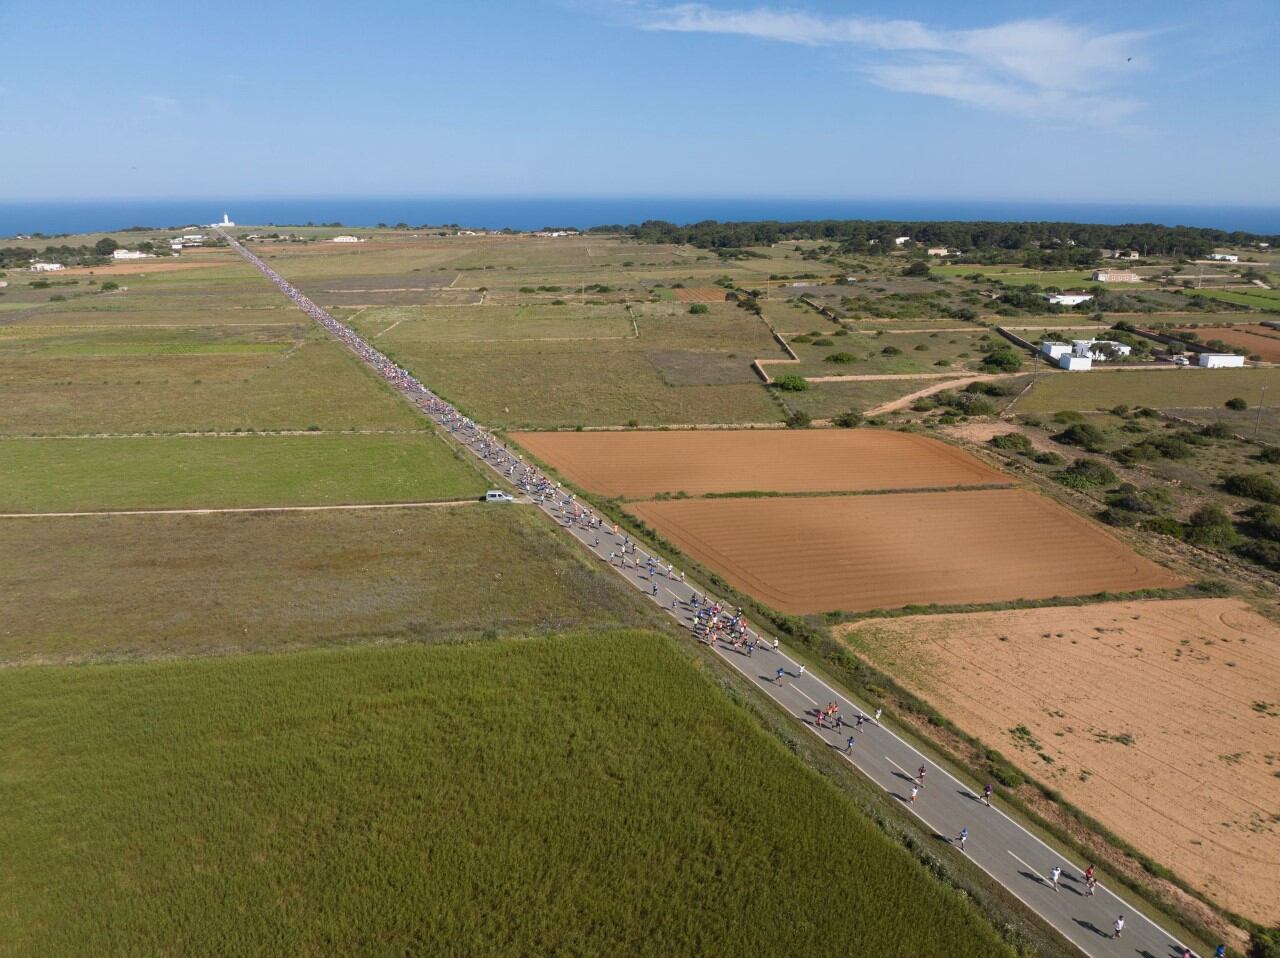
[[208, 213, 235, 228], [1109, 249, 1140, 260], [331, 235, 364, 243], [30, 262, 64, 272], [926, 246, 954, 256], [1092, 269, 1140, 283], [1041, 341, 1073, 360], [1046, 293, 1094, 307], [1198, 353, 1246, 368], [893, 236, 912, 246], [1072, 339, 1132, 360], [112, 249, 153, 260], [1207, 253, 1239, 262], [1059, 354, 1092, 371]]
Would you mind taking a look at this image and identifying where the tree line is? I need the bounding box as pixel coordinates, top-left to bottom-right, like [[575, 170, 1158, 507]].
[[588, 218, 1277, 258]]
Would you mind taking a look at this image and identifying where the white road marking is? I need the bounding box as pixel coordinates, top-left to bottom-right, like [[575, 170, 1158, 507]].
[[1008, 850, 1051, 887]]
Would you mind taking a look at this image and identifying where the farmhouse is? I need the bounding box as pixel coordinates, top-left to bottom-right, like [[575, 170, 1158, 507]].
[[1108, 249, 1141, 260], [1092, 268, 1140, 283], [1058, 354, 1092, 371], [927, 246, 954, 256], [1207, 253, 1239, 262], [112, 249, 153, 260], [1198, 353, 1246, 368], [30, 262, 64, 272], [331, 235, 364, 243], [1073, 339, 1131, 360], [893, 236, 912, 246], [1045, 292, 1093, 307]]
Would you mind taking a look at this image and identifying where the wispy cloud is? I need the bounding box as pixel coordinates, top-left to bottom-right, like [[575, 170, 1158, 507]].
[[641, 4, 1149, 124], [146, 95, 181, 117]]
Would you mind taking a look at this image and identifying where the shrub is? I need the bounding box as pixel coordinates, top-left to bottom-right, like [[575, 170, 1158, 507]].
[[824, 352, 857, 364], [980, 347, 1023, 372], [1243, 504, 1280, 541], [1237, 538, 1280, 571], [880, 345, 902, 356], [1223, 473, 1280, 504], [1054, 458, 1116, 490], [773, 375, 810, 392], [688, 303, 710, 315], [1032, 451, 1063, 466], [791, 335, 813, 344], [1110, 405, 1130, 417], [1052, 410, 1084, 424], [812, 337, 833, 346], [832, 409, 863, 429], [1144, 516, 1187, 539], [1186, 505, 1239, 548], [1201, 421, 1232, 439], [1052, 422, 1107, 452], [784, 410, 812, 429], [989, 432, 1034, 454], [902, 261, 930, 277], [100, 281, 120, 292], [1258, 446, 1280, 464], [1226, 397, 1248, 411]]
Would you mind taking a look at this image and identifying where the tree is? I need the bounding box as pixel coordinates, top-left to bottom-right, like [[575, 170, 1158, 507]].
[[773, 375, 810, 392], [1053, 421, 1107, 452], [832, 409, 863, 428], [1186, 505, 1239, 548], [980, 346, 1023, 372], [784, 409, 812, 429], [688, 303, 710, 315], [902, 261, 930, 277], [1225, 397, 1247, 410], [94, 237, 119, 256]]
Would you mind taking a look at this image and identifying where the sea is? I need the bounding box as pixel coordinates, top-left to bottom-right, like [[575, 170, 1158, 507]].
[[1, 197, 1277, 238]]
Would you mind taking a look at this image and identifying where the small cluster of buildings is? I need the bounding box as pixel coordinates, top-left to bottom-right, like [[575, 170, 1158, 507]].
[[170, 233, 206, 251], [30, 261, 64, 272], [1091, 268, 1141, 283], [534, 230, 579, 238], [1207, 253, 1239, 262], [1045, 292, 1094, 307], [1040, 339, 1133, 371], [331, 235, 365, 243]]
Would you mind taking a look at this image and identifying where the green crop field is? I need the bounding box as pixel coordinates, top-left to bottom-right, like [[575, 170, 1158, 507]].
[[1184, 287, 1280, 310], [0, 507, 657, 663], [1015, 366, 1280, 413], [0, 632, 1014, 956], [0, 433, 484, 512]]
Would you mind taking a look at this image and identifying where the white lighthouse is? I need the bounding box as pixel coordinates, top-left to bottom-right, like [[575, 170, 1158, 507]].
[[210, 212, 235, 228]]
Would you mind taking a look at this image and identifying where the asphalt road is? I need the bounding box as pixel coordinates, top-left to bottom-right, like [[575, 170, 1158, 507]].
[[228, 233, 1208, 958]]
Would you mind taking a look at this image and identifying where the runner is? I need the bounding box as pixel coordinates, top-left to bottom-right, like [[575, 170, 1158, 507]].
[[983, 783, 993, 807], [797, 664, 806, 678], [775, 667, 785, 685], [845, 736, 854, 753], [957, 827, 968, 852], [1112, 916, 1124, 939], [1048, 866, 1061, 891], [918, 764, 927, 787], [910, 785, 919, 804]]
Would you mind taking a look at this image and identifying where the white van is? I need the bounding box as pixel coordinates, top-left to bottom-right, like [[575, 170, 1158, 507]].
[[484, 490, 516, 503]]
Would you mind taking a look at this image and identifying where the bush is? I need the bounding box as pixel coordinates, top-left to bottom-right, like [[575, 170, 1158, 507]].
[[1186, 505, 1239, 548], [832, 409, 863, 429], [1249, 926, 1280, 958], [902, 261, 930, 277], [1223, 473, 1280, 504], [100, 281, 120, 292], [688, 303, 709, 315], [880, 345, 902, 356], [784, 410, 812, 429], [1237, 538, 1280, 571], [1258, 446, 1280, 464], [1052, 410, 1084, 424], [824, 352, 857, 364], [812, 337, 833, 346], [980, 347, 1023, 372], [1054, 458, 1116, 490], [1144, 516, 1187, 539], [1243, 504, 1280, 542], [989, 432, 1034, 454], [773, 375, 810, 392], [1201, 420, 1232, 439], [1032, 451, 1064, 466], [1052, 422, 1107, 452], [1226, 397, 1248, 411]]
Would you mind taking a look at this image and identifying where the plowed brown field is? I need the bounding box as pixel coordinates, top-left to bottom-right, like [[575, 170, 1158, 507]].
[[1172, 325, 1280, 363], [629, 489, 1182, 614], [673, 287, 728, 303], [839, 599, 1280, 923], [512, 430, 1007, 497]]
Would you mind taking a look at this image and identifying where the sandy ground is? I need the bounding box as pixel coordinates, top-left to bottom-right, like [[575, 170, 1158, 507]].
[[512, 430, 1007, 498], [1171, 325, 1280, 363], [939, 421, 1064, 456], [673, 287, 728, 303], [55, 255, 237, 277], [839, 598, 1280, 923], [629, 489, 1182, 614]]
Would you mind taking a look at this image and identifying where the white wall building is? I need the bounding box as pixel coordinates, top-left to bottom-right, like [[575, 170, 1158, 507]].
[[1207, 253, 1239, 262], [1092, 269, 1140, 283], [1046, 293, 1094, 307], [112, 249, 153, 260], [893, 236, 912, 246], [30, 262, 64, 272], [1058, 354, 1092, 371], [1073, 339, 1132, 360], [926, 246, 954, 256], [1040, 341, 1072, 360], [331, 235, 364, 243], [1198, 353, 1246, 368]]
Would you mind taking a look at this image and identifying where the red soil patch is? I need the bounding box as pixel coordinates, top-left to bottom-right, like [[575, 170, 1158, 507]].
[[673, 287, 728, 303], [512, 430, 1007, 498], [1172, 326, 1280, 363], [840, 598, 1280, 923], [629, 489, 1183, 614]]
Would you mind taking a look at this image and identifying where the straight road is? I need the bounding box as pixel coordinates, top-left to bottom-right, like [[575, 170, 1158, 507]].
[[222, 228, 1207, 958]]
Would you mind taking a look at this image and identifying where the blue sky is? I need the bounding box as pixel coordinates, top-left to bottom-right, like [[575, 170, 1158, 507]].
[[1, 0, 1276, 204]]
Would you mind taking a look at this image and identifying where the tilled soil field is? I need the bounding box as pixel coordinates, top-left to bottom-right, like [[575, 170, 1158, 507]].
[[1171, 325, 1280, 363], [839, 598, 1280, 923], [673, 287, 728, 303], [512, 430, 1008, 498], [629, 489, 1183, 613]]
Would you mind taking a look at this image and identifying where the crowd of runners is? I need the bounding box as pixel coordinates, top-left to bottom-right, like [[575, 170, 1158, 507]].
[[224, 230, 1220, 958]]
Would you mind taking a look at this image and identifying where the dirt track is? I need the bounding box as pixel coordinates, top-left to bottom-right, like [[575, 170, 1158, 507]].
[[840, 598, 1280, 923], [512, 429, 1007, 497], [629, 489, 1183, 614]]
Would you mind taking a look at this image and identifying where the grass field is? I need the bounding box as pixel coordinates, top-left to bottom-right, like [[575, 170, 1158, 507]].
[[0, 340, 423, 434], [0, 433, 484, 511], [0, 632, 1015, 956], [1014, 366, 1280, 414], [0, 507, 657, 663], [1184, 288, 1280, 310], [348, 304, 636, 342]]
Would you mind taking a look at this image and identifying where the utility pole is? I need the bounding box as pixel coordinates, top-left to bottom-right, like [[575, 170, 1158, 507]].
[[1255, 384, 1268, 440]]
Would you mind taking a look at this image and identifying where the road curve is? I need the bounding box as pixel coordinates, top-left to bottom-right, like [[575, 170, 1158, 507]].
[[219, 227, 1208, 958]]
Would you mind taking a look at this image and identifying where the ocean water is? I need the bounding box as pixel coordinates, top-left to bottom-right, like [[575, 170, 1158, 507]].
[[1, 197, 1277, 238]]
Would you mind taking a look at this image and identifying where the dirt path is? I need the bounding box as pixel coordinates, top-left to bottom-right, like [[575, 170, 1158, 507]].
[[0, 499, 487, 519], [866, 374, 1014, 415]]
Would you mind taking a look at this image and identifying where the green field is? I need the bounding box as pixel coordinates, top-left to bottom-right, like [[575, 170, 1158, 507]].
[[0, 506, 656, 663], [0, 433, 484, 511], [1015, 366, 1280, 413], [0, 632, 1014, 956], [1184, 287, 1280, 310]]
